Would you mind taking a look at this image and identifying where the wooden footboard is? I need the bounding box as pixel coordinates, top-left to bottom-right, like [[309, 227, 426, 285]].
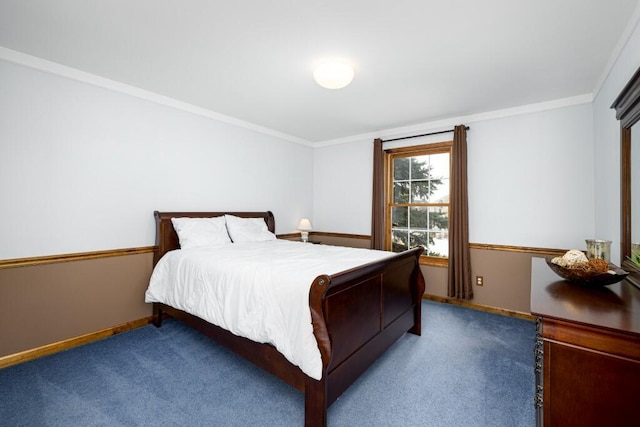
[[150, 211, 425, 427], [306, 246, 424, 426]]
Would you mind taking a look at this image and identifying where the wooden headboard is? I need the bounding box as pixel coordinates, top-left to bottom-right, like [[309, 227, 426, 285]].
[[153, 211, 276, 265]]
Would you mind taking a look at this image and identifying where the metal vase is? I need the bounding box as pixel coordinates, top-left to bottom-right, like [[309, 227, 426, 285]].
[[585, 239, 612, 262]]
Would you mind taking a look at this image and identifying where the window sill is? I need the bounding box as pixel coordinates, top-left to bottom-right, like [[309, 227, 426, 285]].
[[419, 256, 448, 267]]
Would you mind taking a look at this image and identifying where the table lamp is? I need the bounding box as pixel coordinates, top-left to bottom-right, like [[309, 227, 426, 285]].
[[297, 218, 312, 243]]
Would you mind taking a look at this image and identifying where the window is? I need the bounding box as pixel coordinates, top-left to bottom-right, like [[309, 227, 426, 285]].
[[385, 142, 452, 265]]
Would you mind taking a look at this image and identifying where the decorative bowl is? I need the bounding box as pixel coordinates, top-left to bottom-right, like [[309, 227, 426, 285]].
[[545, 257, 629, 287]]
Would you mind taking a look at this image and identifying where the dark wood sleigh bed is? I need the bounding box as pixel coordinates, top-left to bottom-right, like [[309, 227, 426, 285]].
[[150, 210, 425, 426]]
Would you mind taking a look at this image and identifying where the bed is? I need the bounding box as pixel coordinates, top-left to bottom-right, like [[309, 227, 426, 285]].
[[148, 210, 425, 426]]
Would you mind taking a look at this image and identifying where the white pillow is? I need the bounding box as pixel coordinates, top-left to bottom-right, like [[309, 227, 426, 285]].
[[224, 214, 276, 243], [171, 216, 231, 249]]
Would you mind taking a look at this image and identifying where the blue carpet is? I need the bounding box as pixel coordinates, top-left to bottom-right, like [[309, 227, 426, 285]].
[[0, 301, 535, 426]]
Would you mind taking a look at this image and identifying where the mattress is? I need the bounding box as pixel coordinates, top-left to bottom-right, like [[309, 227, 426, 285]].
[[145, 239, 393, 379]]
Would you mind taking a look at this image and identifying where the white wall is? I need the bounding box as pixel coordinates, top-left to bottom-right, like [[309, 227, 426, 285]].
[[467, 106, 594, 248], [313, 140, 373, 235], [0, 59, 313, 259], [5, 15, 638, 262], [593, 16, 640, 264], [313, 103, 595, 250]]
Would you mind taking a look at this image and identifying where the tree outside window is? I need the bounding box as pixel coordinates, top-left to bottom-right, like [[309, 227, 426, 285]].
[[386, 143, 451, 263]]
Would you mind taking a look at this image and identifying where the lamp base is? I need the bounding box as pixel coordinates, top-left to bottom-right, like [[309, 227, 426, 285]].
[[301, 231, 309, 243]]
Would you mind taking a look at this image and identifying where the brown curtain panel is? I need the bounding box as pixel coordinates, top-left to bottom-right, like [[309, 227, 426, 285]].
[[448, 125, 473, 299], [371, 138, 385, 250]]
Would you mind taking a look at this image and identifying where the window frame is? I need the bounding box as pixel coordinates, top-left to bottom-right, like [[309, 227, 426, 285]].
[[384, 141, 453, 267]]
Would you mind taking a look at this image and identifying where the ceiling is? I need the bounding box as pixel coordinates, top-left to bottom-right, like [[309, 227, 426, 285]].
[[1, 0, 639, 144]]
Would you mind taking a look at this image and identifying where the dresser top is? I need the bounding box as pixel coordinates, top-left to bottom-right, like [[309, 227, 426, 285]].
[[530, 257, 640, 335]]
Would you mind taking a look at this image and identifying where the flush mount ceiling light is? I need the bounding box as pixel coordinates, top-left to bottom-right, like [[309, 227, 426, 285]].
[[313, 61, 354, 89]]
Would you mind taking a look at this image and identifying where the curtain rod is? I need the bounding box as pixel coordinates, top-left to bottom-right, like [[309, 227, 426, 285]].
[[381, 126, 469, 143]]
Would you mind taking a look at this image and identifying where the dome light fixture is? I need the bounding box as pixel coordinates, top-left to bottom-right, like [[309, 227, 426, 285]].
[[313, 61, 354, 89]]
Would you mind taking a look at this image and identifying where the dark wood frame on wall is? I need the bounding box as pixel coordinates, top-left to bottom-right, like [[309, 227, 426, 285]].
[[611, 65, 640, 287]]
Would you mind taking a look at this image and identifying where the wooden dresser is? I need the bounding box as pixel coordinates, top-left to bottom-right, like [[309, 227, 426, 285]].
[[530, 257, 640, 427]]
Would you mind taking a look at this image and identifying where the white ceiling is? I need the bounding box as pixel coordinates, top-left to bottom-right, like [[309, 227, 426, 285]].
[[1, 0, 639, 144]]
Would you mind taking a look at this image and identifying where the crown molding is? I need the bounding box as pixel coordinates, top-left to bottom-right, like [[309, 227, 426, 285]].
[[0, 46, 597, 150], [313, 94, 593, 147], [0, 47, 314, 147]]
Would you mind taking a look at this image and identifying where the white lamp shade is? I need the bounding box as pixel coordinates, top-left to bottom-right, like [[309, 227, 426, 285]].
[[297, 218, 312, 231], [313, 62, 354, 89]]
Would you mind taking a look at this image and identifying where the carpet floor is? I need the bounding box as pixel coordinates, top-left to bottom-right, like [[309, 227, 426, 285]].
[[1, 301, 536, 426]]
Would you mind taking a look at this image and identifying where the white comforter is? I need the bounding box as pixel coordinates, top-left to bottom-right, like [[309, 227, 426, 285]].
[[145, 239, 393, 380]]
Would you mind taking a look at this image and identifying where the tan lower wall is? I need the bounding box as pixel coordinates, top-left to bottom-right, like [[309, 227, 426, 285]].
[[0, 235, 558, 360], [308, 234, 370, 248], [423, 248, 540, 314], [278, 232, 371, 249], [0, 253, 153, 357], [469, 248, 539, 313]]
